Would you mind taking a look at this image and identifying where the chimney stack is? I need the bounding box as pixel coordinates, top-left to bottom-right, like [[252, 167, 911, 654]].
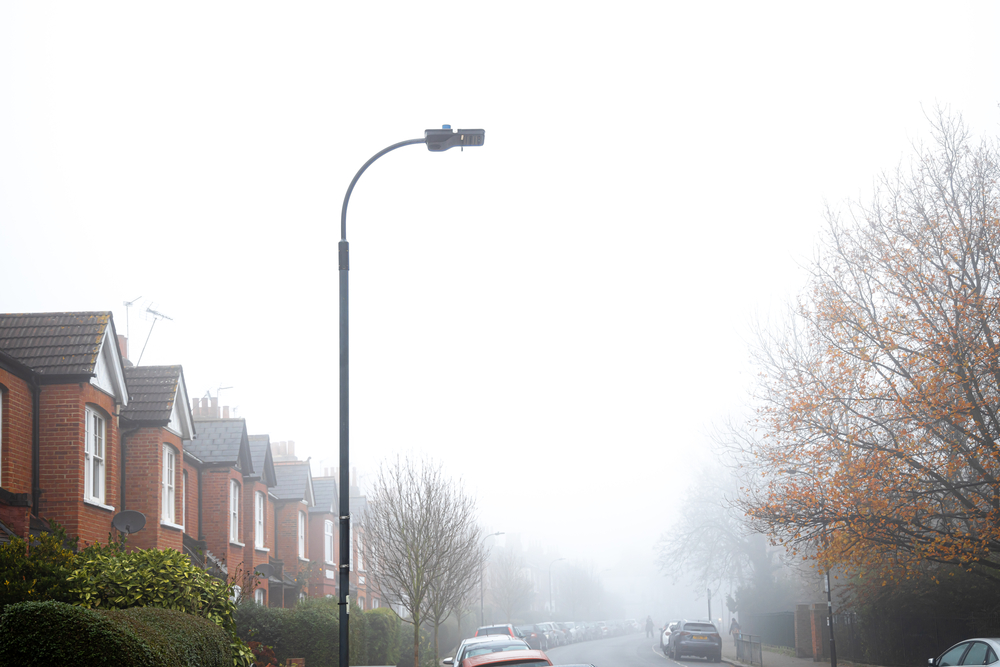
[[223, 406, 230, 419], [117, 335, 129, 362]]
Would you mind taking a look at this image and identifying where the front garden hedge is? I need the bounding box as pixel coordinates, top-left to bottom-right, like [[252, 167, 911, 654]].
[[0, 600, 233, 667]]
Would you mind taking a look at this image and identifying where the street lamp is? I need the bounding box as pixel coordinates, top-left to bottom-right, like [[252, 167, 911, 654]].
[[548, 557, 565, 619], [338, 126, 486, 667], [480, 531, 505, 626]]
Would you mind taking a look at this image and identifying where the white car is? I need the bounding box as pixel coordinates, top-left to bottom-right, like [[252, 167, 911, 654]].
[[661, 621, 680, 653]]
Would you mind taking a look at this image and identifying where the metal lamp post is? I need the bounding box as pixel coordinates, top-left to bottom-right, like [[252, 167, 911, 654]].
[[548, 557, 565, 618], [338, 127, 485, 667], [480, 531, 504, 626]]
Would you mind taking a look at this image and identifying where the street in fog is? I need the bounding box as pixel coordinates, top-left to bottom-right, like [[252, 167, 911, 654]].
[[546, 633, 690, 667]]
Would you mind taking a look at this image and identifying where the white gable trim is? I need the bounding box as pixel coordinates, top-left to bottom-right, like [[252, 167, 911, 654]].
[[169, 369, 195, 440], [90, 328, 128, 405]]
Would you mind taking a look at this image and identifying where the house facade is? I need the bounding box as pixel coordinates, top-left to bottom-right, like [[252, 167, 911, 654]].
[[0, 309, 377, 609]]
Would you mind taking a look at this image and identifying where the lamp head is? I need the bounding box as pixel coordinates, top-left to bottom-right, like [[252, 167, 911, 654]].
[[425, 126, 485, 152]]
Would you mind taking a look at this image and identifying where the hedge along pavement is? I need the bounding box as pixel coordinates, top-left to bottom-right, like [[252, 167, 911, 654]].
[[0, 600, 232, 667], [236, 598, 403, 667]]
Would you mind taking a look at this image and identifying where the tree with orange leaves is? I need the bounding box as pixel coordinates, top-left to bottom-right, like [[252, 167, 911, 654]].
[[737, 111, 1000, 587]]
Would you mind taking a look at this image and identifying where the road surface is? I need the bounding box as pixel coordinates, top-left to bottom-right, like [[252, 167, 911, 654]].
[[545, 633, 719, 667]]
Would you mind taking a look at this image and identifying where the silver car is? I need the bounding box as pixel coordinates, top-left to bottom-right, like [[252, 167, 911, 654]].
[[443, 635, 531, 667], [929, 638, 1000, 667]]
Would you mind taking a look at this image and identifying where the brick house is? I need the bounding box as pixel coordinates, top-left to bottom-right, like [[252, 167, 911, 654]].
[[119, 363, 195, 552], [308, 476, 338, 598], [183, 413, 255, 590], [350, 492, 381, 610], [0, 312, 129, 545], [246, 434, 278, 606], [271, 453, 315, 607]]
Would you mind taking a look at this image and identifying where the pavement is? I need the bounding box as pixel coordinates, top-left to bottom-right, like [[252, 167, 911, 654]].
[[720, 639, 876, 667]]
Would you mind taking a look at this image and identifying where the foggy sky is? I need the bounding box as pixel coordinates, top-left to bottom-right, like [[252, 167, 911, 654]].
[[1, 1, 998, 611]]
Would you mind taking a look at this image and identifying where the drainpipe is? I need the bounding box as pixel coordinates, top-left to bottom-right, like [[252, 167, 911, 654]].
[[30, 378, 40, 516]]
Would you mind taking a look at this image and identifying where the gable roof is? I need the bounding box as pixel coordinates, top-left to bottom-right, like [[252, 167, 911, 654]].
[[0, 311, 128, 402], [183, 418, 254, 474], [272, 461, 315, 506], [310, 477, 338, 515], [120, 366, 195, 438], [247, 435, 278, 487]]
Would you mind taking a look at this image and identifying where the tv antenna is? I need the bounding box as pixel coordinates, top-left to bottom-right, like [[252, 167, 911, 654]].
[[136, 306, 173, 365], [122, 296, 142, 340]]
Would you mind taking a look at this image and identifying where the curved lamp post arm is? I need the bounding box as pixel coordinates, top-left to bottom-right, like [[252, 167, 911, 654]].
[[341, 138, 426, 241]]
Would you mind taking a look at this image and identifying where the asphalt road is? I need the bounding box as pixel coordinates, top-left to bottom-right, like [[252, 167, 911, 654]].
[[545, 633, 718, 667]]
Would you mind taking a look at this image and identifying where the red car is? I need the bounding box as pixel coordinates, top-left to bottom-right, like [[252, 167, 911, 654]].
[[475, 624, 519, 638], [460, 649, 552, 667]]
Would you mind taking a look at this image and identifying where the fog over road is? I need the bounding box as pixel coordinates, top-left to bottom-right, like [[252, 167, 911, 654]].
[[546, 633, 713, 667]]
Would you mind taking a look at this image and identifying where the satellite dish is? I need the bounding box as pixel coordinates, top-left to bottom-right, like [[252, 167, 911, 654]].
[[255, 563, 275, 578], [112, 510, 146, 535]]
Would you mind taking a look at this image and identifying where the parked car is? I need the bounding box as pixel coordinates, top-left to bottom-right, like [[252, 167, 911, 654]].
[[535, 622, 565, 646], [928, 638, 1000, 666], [460, 649, 552, 667], [476, 624, 520, 638], [661, 620, 681, 653], [516, 626, 548, 651], [667, 620, 723, 662], [557, 622, 581, 643], [594, 620, 609, 638], [444, 635, 531, 666]]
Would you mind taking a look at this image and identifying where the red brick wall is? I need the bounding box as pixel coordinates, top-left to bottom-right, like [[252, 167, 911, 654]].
[[0, 370, 33, 501], [308, 511, 337, 598], [182, 459, 199, 540], [275, 501, 309, 582], [241, 479, 270, 601], [200, 467, 248, 578], [123, 427, 183, 552], [37, 383, 119, 546]]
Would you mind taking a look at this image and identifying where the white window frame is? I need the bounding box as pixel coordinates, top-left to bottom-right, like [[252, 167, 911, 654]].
[[182, 470, 187, 529], [230, 480, 240, 543], [254, 587, 265, 605], [255, 491, 265, 549], [84, 406, 106, 504], [324, 520, 334, 564], [349, 522, 354, 572], [298, 510, 306, 559], [162, 445, 176, 523]]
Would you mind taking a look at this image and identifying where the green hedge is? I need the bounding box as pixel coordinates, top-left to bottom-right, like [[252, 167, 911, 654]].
[[236, 599, 403, 667], [0, 600, 234, 667], [0, 600, 233, 667]]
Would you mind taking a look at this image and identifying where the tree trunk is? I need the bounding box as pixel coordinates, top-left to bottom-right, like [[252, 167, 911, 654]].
[[434, 621, 440, 662], [414, 612, 421, 667]]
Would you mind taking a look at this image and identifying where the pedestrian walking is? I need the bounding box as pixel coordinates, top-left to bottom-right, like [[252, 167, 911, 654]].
[[646, 616, 654, 638], [729, 618, 741, 647]]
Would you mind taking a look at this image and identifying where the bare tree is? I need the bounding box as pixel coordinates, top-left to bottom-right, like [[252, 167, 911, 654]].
[[489, 548, 534, 623], [364, 456, 484, 667], [422, 482, 486, 660], [656, 465, 774, 593]]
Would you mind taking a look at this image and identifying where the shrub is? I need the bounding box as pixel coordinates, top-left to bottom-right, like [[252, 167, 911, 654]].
[[108, 606, 231, 667], [281, 597, 340, 667], [0, 529, 77, 611], [0, 600, 163, 667], [68, 547, 237, 631], [364, 607, 401, 666]]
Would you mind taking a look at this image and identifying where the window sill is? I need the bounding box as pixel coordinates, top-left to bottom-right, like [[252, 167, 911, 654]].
[[255, 546, 270, 553], [325, 560, 335, 566], [160, 520, 184, 531], [230, 540, 245, 548], [83, 499, 116, 512], [299, 557, 310, 563]]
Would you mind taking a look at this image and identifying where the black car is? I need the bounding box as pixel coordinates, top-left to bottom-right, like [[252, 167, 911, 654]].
[[667, 620, 722, 662]]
